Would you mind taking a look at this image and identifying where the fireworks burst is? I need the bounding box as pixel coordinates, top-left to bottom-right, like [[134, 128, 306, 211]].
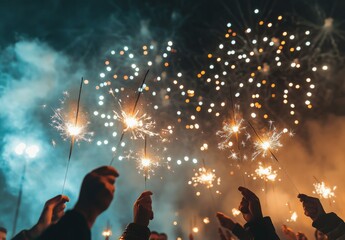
[[190, 7, 331, 127], [313, 181, 337, 200]]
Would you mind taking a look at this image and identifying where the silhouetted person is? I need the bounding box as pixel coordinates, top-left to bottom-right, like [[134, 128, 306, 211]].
[[37, 166, 119, 240], [216, 186, 279, 240]]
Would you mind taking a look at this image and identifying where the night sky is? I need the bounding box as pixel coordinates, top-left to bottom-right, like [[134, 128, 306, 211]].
[[1, 0, 345, 239]]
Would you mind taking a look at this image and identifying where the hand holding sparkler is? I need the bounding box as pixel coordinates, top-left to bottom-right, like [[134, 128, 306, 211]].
[[74, 166, 119, 228], [13, 195, 70, 239], [133, 191, 154, 227], [238, 186, 263, 223], [297, 194, 326, 221]]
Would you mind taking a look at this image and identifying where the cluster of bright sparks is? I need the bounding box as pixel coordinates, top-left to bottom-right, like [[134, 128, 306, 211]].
[[113, 106, 158, 140], [313, 182, 337, 200], [189, 167, 220, 189], [254, 162, 279, 182], [51, 92, 93, 143]]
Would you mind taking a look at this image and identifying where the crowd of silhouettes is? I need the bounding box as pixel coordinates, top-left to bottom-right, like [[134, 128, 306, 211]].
[[1, 165, 344, 240]]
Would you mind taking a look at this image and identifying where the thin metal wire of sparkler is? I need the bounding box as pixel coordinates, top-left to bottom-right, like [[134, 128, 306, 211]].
[[109, 70, 150, 166], [62, 77, 84, 194]]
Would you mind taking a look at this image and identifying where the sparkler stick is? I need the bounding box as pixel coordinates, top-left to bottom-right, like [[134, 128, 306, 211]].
[[12, 161, 26, 238], [62, 77, 84, 194], [247, 121, 300, 194], [109, 70, 149, 166], [144, 135, 148, 189]]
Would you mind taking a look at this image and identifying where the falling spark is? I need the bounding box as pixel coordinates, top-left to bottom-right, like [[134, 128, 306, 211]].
[[313, 181, 337, 199]]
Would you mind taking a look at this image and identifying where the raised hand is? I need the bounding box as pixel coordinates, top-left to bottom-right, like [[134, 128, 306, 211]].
[[133, 191, 154, 227], [28, 195, 69, 238], [297, 194, 326, 221], [238, 186, 263, 223]]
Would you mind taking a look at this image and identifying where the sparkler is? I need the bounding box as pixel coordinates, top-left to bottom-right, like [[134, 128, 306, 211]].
[[109, 70, 149, 166], [51, 78, 88, 193], [313, 177, 336, 200], [113, 104, 158, 140], [286, 202, 298, 222], [189, 167, 219, 189], [254, 162, 278, 182], [251, 123, 284, 160]]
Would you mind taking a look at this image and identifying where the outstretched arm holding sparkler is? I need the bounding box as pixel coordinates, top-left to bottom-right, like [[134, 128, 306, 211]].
[[120, 191, 153, 240], [12, 195, 69, 240], [298, 194, 345, 239], [216, 186, 279, 240]]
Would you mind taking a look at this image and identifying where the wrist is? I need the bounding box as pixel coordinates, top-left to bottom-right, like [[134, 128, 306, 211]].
[[74, 202, 98, 228], [27, 223, 45, 239]]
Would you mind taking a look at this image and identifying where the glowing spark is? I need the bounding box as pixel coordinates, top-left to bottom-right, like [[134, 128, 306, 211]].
[[102, 229, 112, 237], [203, 217, 210, 224], [113, 104, 158, 139], [252, 125, 284, 160], [313, 182, 337, 199], [217, 119, 245, 150], [290, 212, 298, 222], [51, 104, 93, 143], [254, 162, 278, 182], [232, 208, 241, 217], [136, 156, 159, 178], [189, 167, 220, 188]]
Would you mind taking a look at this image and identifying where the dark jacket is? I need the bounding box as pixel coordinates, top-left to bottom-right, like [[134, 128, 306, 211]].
[[244, 217, 280, 240], [313, 212, 345, 240]]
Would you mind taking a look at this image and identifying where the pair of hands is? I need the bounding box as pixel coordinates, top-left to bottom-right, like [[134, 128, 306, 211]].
[[74, 166, 154, 228]]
